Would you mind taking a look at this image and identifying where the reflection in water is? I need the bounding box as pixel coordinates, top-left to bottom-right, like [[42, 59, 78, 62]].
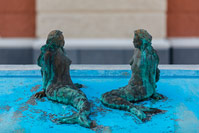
[[0, 108, 21, 132], [176, 103, 199, 132]]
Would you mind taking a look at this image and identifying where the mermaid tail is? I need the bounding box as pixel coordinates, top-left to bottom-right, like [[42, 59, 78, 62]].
[[49, 86, 94, 128], [134, 106, 165, 122], [55, 113, 92, 128], [101, 91, 165, 122]]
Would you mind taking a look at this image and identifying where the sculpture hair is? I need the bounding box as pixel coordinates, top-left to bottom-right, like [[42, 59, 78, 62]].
[[134, 29, 152, 45], [46, 30, 64, 49]]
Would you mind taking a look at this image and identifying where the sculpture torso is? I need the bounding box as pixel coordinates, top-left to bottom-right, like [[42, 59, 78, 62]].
[[47, 49, 73, 87], [130, 46, 159, 89], [121, 45, 160, 101], [38, 46, 77, 98]]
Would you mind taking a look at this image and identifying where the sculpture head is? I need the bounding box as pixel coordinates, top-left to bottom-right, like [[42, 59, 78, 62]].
[[133, 29, 152, 49], [46, 30, 65, 49]]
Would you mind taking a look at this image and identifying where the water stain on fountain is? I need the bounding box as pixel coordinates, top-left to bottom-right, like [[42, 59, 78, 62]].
[[30, 85, 41, 92], [26, 94, 37, 106], [0, 105, 11, 111], [92, 124, 112, 133], [15, 98, 23, 102]]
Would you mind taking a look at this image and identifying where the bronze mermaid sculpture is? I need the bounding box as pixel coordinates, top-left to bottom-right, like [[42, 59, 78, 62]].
[[101, 29, 165, 122], [34, 30, 94, 128]]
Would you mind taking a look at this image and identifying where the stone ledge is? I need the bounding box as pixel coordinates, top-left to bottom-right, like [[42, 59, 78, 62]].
[[37, 0, 167, 12], [0, 65, 199, 78], [0, 65, 198, 71], [169, 38, 199, 48]]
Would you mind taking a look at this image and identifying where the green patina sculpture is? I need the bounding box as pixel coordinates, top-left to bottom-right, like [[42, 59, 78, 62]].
[[34, 30, 94, 128], [101, 29, 165, 122]]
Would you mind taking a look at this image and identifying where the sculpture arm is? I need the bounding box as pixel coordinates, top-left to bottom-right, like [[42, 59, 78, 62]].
[[37, 45, 46, 67], [35, 90, 46, 98], [129, 56, 134, 65], [156, 67, 160, 82], [151, 93, 165, 100], [35, 69, 47, 98], [42, 51, 52, 90], [37, 51, 47, 91], [154, 49, 160, 82], [37, 53, 42, 67], [35, 52, 52, 98]]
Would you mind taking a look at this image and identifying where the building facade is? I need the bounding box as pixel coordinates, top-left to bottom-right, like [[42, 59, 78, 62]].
[[0, 0, 199, 64]]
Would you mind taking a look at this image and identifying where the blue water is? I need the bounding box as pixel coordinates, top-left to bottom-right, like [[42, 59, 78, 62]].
[[0, 73, 199, 132]]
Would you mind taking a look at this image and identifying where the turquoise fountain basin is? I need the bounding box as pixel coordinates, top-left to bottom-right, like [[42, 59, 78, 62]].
[[0, 65, 199, 132]]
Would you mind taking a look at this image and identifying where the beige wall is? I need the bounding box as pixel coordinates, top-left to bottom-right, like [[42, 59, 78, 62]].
[[36, 0, 167, 38]]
